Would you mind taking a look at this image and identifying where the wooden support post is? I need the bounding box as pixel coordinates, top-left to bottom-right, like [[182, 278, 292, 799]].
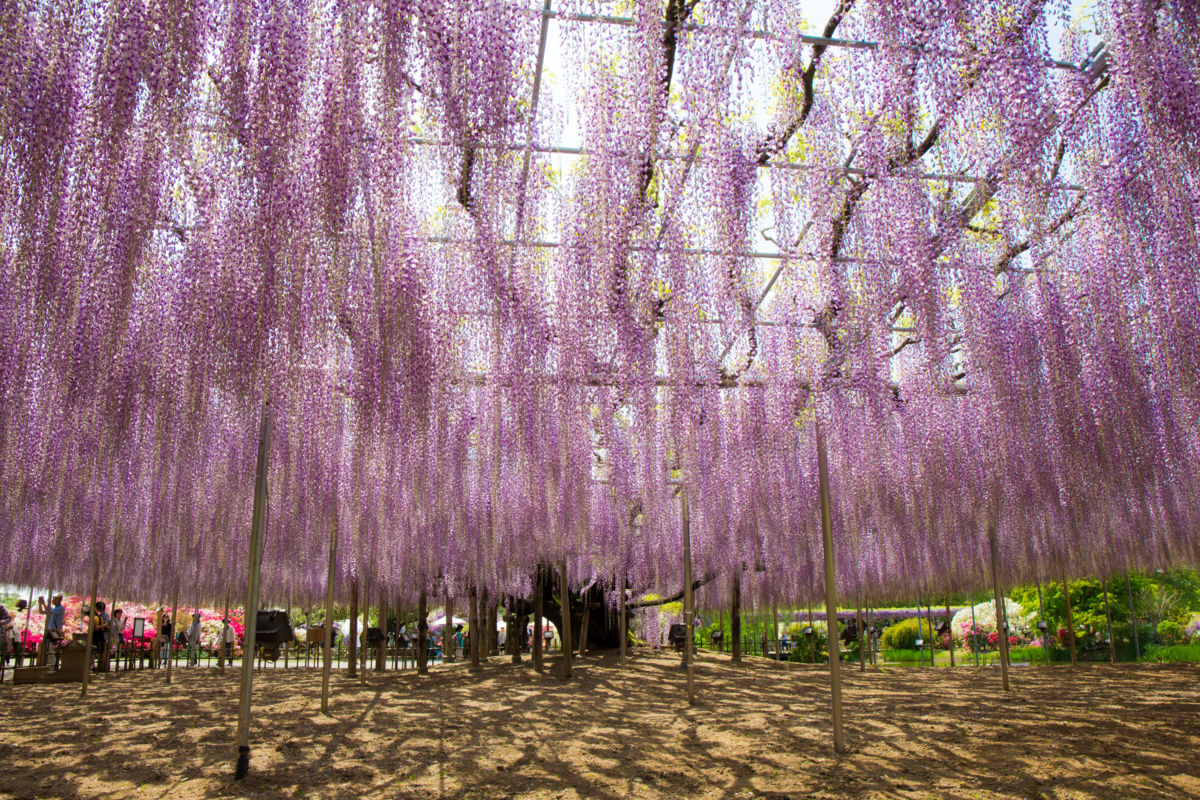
[[417, 592, 429, 674], [1101, 576, 1116, 664], [857, 603, 865, 672], [681, 491, 695, 705], [807, 602, 815, 665], [816, 420, 844, 753], [377, 593, 388, 671], [1035, 578, 1051, 666], [988, 526, 1011, 692], [444, 594, 455, 663], [1125, 570, 1140, 660], [469, 587, 481, 673], [772, 600, 781, 662], [359, 577, 369, 683], [220, 590, 230, 676], [533, 568, 544, 672], [618, 566, 627, 668], [347, 577, 358, 678], [81, 557, 100, 698], [167, 575, 180, 685], [944, 595, 954, 667], [559, 560, 573, 679], [486, 589, 499, 658], [320, 515, 338, 715], [1062, 570, 1077, 667], [235, 400, 272, 781], [577, 587, 591, 659], [731, 571, 742, 663]]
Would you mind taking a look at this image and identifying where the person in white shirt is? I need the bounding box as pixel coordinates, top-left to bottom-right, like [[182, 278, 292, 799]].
[[222, 619, 236, 662]]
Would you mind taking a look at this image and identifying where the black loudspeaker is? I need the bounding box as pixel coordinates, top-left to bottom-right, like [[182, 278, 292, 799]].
[[254, 610, 293, 661]]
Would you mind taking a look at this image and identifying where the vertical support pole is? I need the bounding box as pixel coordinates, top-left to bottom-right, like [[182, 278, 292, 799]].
[[1062, 570, 1077, 667], [1036, 578, 1050, 666], [377, 593, 388, 671], [772, 600, 781, 662], [988, 525, 1011, 692], [321, 515, 338, 715], [731, 571, 742, 664], [235, 400, 272, 781], [927, 600, 935, 666], [283, 589, 290, 670], [918, 593, 925, 668], [815, 420, 845, 754], [618, 567, 627, 668], [220, 590, 230, 676], [1101, 576, 1116, 664], [167, 575, 180, 685], [417, 592, 429, 674], [577, 585, 590, 659], [359, 576, 369, 684], [944, 595, 954, 667], [347, 577, 358, 678], [808, 602, 815, 665], [81, 557, 100, 698], [1125, 570, 1139, 660], [469, 587, 481, 672], [970, 595, 979, 666], [857, 603, 865, 672], [443, 593, 455, 663], [681, 490, 695, 705], [560, 560, 573, 679], [533, 568, 544, 673]]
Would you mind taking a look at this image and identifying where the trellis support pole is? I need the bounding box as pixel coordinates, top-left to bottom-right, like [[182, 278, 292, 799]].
[[235, 400, 272, 781], [816, 419, 845, 754]]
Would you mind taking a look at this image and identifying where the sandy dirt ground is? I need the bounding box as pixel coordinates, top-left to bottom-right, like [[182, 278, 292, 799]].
[[1, 651, 1198, 800]]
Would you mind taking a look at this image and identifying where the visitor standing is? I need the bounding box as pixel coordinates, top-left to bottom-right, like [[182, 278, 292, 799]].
[[222, 619, 236, 662], [110, 609, 124, 670], [13, 599, 28, 667], [159, 609, 173, 666], [46, 594, 65, 669], [93, 601, 111, 672], [0, 604, 12, 680], [187, 612, 201, 666]]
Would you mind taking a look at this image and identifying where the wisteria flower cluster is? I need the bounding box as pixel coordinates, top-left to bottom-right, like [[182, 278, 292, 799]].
[[0, 0, 1197, 615]]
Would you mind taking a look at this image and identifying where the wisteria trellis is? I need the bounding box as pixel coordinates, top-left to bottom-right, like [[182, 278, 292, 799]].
[[0, 0, 1197, 615]]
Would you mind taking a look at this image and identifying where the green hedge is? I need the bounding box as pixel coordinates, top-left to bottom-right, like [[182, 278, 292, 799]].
[[880, 617, 936, 650]]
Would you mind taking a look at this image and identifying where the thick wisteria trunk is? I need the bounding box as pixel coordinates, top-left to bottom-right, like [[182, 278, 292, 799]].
[[731, 572, 742, 664], [347, 578, 358, 678], [1062, 571, 1078, 667]]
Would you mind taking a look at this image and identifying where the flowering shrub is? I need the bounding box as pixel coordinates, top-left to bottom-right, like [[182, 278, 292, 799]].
[[952, 598, 1033, 646], [1187, 617, 1200, 643]]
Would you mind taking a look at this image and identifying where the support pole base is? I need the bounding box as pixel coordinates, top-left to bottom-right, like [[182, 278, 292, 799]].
[[234, 746, 250, 781]]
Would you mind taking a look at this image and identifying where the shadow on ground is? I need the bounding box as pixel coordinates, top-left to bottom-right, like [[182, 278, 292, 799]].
[[1, 651, 1198, 799]]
